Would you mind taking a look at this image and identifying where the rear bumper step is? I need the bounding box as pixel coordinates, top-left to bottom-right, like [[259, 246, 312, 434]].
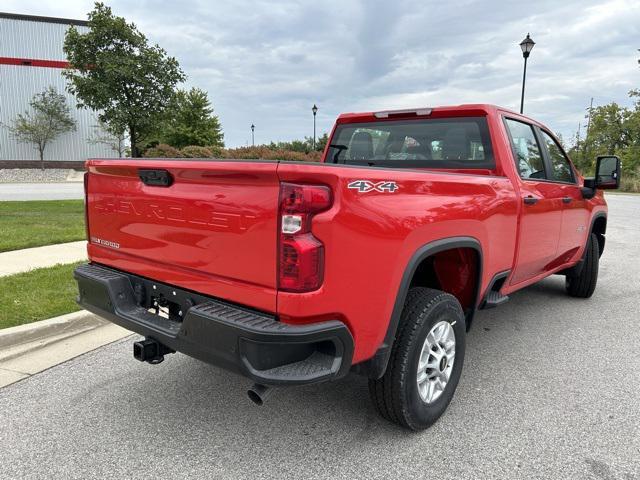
[[74, 263, 353, 386]]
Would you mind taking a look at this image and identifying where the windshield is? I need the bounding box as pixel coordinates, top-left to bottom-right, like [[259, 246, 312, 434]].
[[327, 116, 494, 169]]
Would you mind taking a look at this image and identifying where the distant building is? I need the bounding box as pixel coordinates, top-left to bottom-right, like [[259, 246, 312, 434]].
[[0, 12, 118, 162]]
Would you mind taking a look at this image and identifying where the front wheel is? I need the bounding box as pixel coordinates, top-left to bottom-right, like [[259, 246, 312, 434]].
[[566, 233, 599, 298], [368, 287, 466, 430]]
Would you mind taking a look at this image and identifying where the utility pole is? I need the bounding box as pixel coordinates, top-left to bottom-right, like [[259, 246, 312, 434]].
[[251, 124, 255, 147], [583, 98, 593, 159], [585, 97, 594, 139]]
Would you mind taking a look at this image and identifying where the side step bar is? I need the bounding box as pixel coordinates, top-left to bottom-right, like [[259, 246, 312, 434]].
[[479, 270, 510, 310], [482, 290, 510, 309]]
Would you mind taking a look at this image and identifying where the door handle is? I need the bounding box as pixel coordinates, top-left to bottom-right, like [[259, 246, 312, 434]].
[[523, 196, 539, 205], [562, 197, 572, 204]]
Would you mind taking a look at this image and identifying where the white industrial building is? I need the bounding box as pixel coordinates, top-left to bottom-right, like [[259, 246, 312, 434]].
[[0, 12, 118, 162]]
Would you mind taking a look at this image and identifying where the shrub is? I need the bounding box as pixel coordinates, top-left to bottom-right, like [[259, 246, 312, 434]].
[[143, 143, 183, 158], [181, 145, 213, 158], [220, 146, 321, 162], [620, 174, 640, 193], [208, 145, 225, 157], [143, 144, 322, 163], [222, 146, 273, 160]]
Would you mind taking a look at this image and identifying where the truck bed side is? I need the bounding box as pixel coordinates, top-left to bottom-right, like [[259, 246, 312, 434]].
[[276, 162, 519, 363]]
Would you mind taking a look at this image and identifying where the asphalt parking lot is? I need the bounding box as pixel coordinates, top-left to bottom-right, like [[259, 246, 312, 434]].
[[1, 194, 639, 479]]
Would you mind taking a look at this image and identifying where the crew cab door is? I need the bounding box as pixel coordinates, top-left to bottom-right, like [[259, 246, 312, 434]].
[[537, 129, 590, 262], [504, 118, 563, 285]]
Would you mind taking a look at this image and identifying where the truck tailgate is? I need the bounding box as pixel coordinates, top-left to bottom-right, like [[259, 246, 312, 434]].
[[85, 159, 279, 312]]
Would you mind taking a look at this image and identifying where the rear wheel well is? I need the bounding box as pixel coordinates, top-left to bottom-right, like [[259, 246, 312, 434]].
[[352, 239, 482, 379], [592, 216, 606, 256], [409, 247, 480, 322]]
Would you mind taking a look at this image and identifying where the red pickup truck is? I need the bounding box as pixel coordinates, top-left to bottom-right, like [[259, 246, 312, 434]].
[[74, 104, 621, 430]]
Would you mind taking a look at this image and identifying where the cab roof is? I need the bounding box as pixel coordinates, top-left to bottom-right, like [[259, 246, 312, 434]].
[[336, 104, 544, 128]]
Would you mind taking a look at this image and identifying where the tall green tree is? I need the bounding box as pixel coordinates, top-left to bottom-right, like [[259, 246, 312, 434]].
[[314, 132, 329, 152], [7, 87, 76, 169], [63, 2, 185, 157], [159, 88, 224, 148], [568, 96, 640, 189], [586, 103, 632, 153]]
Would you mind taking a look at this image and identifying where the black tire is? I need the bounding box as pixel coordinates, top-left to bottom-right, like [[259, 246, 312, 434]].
[[566, 233, 599, 298], [368, 287, 466, 431]]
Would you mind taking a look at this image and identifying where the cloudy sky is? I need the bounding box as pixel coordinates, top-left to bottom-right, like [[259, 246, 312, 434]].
[[4, 0, 640, 147]]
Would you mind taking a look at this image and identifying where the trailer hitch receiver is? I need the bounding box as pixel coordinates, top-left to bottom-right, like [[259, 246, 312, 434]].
[[133, 338, 175, 364]]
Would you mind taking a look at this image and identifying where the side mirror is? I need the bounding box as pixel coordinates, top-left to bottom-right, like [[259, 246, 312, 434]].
[[594, 155, 621, 189], [582, 155, 621, 198]]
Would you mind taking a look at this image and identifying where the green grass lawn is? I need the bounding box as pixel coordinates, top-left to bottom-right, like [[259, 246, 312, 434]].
[[0, 262, 83, 329], [0, 200, 86, 252]]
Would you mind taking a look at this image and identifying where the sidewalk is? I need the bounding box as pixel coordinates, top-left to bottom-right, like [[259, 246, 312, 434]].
[[0, 182, 84, 201], [0, 241, 87, 277], [0, 241, 131, 388]]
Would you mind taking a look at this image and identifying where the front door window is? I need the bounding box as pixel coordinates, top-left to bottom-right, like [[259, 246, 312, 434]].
[[504, 118, 546, 180], [540, 131, 575, 183]]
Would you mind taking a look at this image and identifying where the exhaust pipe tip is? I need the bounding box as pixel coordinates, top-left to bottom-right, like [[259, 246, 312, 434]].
[[247, 383, 271, 406]]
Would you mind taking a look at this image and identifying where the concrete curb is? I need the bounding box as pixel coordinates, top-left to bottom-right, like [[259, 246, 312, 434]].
[[0, 310, 103, 352], [0, 310, 132, 387]]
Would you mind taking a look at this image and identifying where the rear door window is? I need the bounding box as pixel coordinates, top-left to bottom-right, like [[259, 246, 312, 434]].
[[327, 117, 494, 169], [504, 118, 546, 180]]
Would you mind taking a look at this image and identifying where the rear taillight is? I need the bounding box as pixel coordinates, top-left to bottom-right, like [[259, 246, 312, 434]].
[[83, 171, 90, 240], [278, 183, 332, 292]]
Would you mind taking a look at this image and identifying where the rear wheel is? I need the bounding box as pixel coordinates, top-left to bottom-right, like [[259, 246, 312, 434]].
[[368, 287, 466, 430], [566, 233, 599, 298]]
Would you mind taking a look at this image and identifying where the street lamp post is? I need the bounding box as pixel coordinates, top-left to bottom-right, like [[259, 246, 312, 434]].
[[519, 33, 535, 114], [251, 124, 255, 147], [312, 104, 318, 150]]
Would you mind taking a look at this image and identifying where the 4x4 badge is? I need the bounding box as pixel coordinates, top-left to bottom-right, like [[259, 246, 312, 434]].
[[348, 180, 399, 193]]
